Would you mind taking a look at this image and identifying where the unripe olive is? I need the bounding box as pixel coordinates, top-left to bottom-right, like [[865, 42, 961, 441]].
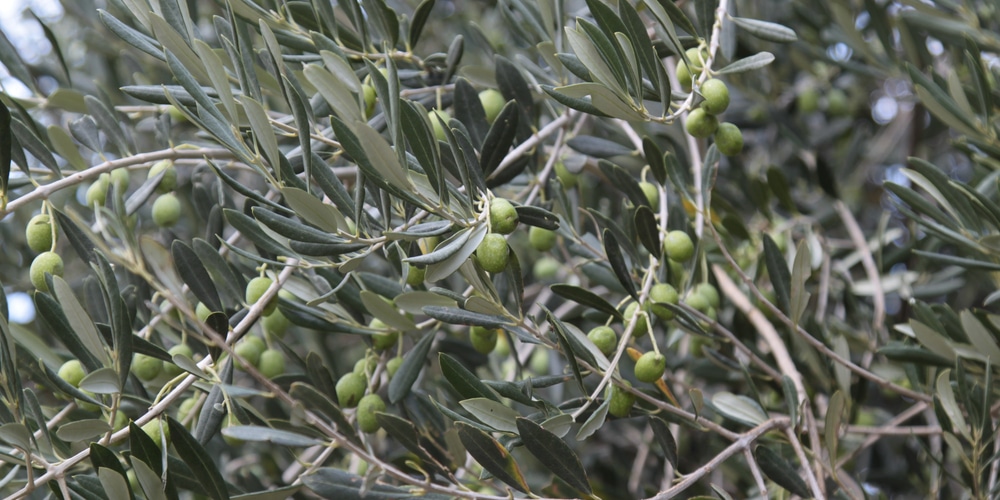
[[479, 89, 506, 123], [532, 256, 560, 280], [826, 88, 850, 116], [406, 264, 425, 287], [85, 174, 110, 206], [685, 108, 719, 138], [58, 359, 87, 388], [476, 234, 509, 273], [245, 276, 277, 315], [675, 60, 693, 92], [587, 326, 618, 356], [429, 109, 450, 142], [262, 308, 291, 339], [684, 292, 711, 314], [528, 226, 556, 252], [369, 318, 399, 351], [148, 159, 177, 193], [141, 419, 170, 448], [663, 230, 695, 262], [112, 411, 129, 431], [357, 394, 386, 433], [608, 381, 635, 418], [693, 283, 720, 309], [797, 87, 820, 114], [489, 198, 519, 234], [685, 46, 709, 71], [222, 412, 244, 446], [257, 348, 285, 378], [714, 122, 744, 156], [195, 302, 212, 323], [152, 193, 181, 227], [234, 336, 266, 368], [354, 356, 378, 378], [362, 84, 377, 118], [649, 283, 680, 321], [470, 326, 499, 354], [699, 79, 730, 115], [623, 301, 648, 337], [529, 348, 550, 374], [166, 105, 187, 123], [26, 214, 54, 253], [176, 396, 199, 424], [110, 168, 130, 194], [30, 251, 64, 291], [132, 354, 164, 381], [554, 161, 578, 189], [337, 373, 367, 408], [634, 352, 666, 383], [386, 357, 404, 377], [639, 181, 659, 208], [163, 344, 194, 378]]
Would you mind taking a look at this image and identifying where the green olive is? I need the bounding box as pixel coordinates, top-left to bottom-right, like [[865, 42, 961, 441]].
[[110, 168, 130, 194], [353, 356, 378, 378], [693, 283, 720, 309], [532, 256, 560, 280], [554, 161, 578, 189], [429, 109, 451, 142], [797, 87, 820, 114], [489, 198, 519, 234], [634, 352, 667, 383], [608, 381, 636, 418], [684, 292, 712, 314], [362, 84, 377, 118], [587, 326, 618, 356], [336, 372, 367, 408], [623, 301, 648, 337], [479, 89, 506, 123], [675, 60, 693, 92], [30, 251, 64, 291], [234, 336, 266, 369], [357, 394, 386, 433], [663, 230, 695, 262], [476, 233, 509, 273], [639, 181, 659, 208], [649, 283, 680, 321], [176, 396, 199, 425], [470, 326, 499, 354], [141, 419, 170, 448], [152, 193, 182, 227], [369, 318, 399, 351], [406, 264, 426, 287], [195, 302, 212, 323], [147, 159, 177, 193], [132, 354, 164, 381], [528, 226, 556, 252], [163, 344, 194, 378], [85, 174, 110, 206], [685, 108, 719, 138], [58, 359, 87, 388], [25, 214, 54, 253], [257, 349, 285, 378], [699, 79, 730, 115], [263, 308, 291, 339], [714, 122, 744, 156], [386, 357, 404, 377], [245, 276, 277, 315]]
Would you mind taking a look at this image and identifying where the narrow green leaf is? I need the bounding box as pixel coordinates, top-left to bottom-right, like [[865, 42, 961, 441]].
[[461, 398, 520, 433], [221, 425, 322, 447], [516, 417, 592, 495], [712, 392, 767, 426], [755, 446, 813, 498], [551, 284, 623, 320], [129, 457, 167, 500], [172, 240, 221, 313], [456, 422, 530, 493], [650, 416, 678, 467], [56, 419, 111, 442], [825, 390, 847, 462], [97, 467, 131, 500], [168, 417, 229, 500], [388, 331, 435, 403], [730, 17, 797, 43], [603, 229, 638, 300], [789, 240, 811, 326], [52, 276, 109, 367], [439, 353, 500, 402], [762, 234, 791, 314], [421, 306, 511, 328], [715, 52, 775, 74]]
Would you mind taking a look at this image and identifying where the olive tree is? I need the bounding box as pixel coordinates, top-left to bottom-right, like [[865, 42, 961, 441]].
[[0, 0, 998, 498]]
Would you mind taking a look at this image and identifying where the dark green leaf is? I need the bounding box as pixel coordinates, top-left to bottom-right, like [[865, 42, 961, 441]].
[[223, 208, 291, 259], [644, 137, 666, 185], [603, 229, 638, 300], [409, 0, 435, 48], [480, 101, 520, 178], [650, 417, 677, 467], [567, 136, 634, 158], [289, 382, 361, 446], [221, 425, 322, 447], [0, 101, 9, 196], [514, 205, 560, 230], [388, 331, 435, 403], [634, 206, 660, 255], [439, 353, 500, 402], [551, 284, 623, 320], [421, 306, 511, 328], [755, 446, 812, 498], [651, 0, 698, 37], [730, 17, 797, 43], [172, 241, 221, 313], [168, 417, 229, 500], [515, 417, 592, 495], [762, 234, 791, 314], [456, 422, 530, 493], [716, 52, 776, 74]]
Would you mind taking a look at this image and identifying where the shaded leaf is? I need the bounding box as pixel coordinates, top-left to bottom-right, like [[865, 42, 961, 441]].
[[456, 422, 530, 493], [755, 446, 812, 498], [388, 331, 434, 403], [516, 417, 592, 495]]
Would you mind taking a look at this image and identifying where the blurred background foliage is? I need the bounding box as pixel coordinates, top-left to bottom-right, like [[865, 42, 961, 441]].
[[1, 0, 1000, 499]]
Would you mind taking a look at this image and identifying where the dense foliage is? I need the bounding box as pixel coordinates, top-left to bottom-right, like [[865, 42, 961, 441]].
[[1, 0, 1000, 498]]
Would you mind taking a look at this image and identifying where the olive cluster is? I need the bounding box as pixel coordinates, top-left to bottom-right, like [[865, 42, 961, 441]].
[[676, 47, 744, 156]]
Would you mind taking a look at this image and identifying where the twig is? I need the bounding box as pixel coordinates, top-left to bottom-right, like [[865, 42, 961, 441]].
[[743, 447, 769, 497], [834, 200, 886, 341], [784, 426, 827, 500]]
